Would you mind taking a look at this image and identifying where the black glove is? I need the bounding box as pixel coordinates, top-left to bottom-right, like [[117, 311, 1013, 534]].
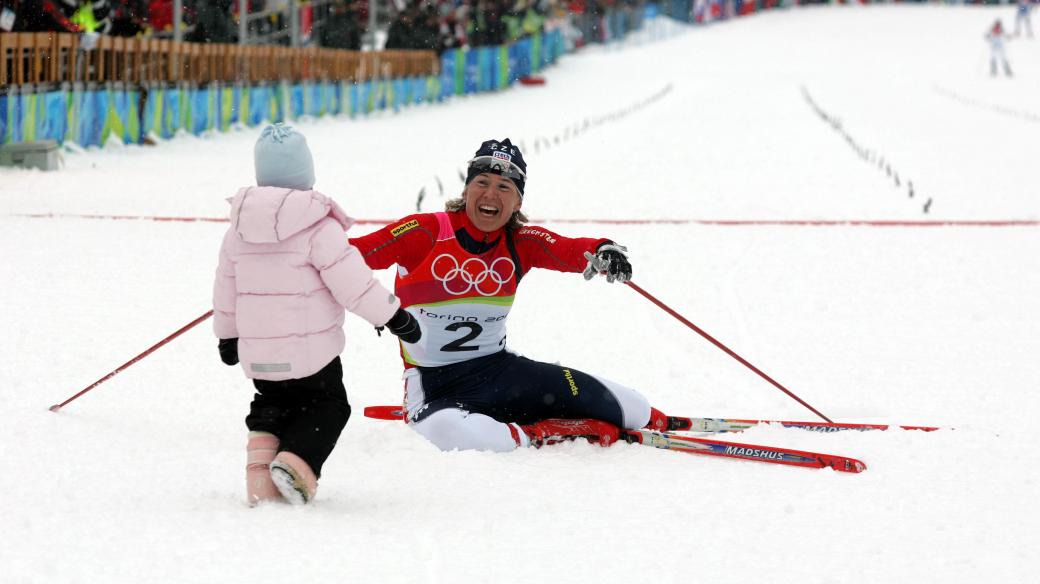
[[218, 338, 239, 366], [582, 243, 632, 284], [378, 308, 422, 344]]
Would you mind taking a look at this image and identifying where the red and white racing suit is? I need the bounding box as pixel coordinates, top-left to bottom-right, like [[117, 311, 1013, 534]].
[[350, 211, 651, 451]]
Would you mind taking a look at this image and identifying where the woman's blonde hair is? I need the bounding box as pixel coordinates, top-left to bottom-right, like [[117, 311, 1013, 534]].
[[445, 194, 529, 231]]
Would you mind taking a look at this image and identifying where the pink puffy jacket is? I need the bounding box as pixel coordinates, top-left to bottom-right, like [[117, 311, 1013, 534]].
[[213, 186, 400, 381]]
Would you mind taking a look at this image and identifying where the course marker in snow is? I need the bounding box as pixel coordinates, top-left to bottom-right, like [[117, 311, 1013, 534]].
[[801, 85, 921, 214]]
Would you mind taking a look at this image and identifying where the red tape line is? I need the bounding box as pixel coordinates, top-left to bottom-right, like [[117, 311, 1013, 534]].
[[12, 214, 1040, 227]]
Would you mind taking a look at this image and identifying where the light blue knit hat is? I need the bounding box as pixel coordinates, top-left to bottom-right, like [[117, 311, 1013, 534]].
[[254, 124, 315, 191]]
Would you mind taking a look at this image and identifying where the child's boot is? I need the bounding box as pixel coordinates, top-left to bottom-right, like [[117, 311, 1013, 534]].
[[270, 451, 318, 505], [246, 431, 283, 506]]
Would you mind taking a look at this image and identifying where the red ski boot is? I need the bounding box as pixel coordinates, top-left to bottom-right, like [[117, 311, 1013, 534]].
[[645, 407, 694, 432], [520, 418, 621, 448]]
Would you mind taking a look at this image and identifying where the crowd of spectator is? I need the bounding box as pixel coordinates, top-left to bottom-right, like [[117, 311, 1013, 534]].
[[0, 0, 645, 52], [0, 0, 237, 40], [383, 0, 653, 53], [386, 0, 542, 52]]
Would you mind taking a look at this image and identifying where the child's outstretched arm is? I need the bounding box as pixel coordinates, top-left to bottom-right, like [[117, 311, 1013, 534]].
[[310, 220, 401, 327]]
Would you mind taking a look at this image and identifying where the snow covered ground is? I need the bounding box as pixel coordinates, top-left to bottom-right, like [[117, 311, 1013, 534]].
[[2, 5, 1039, 583]]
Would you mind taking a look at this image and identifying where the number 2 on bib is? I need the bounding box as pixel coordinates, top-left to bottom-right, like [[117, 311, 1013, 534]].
[[440, 322, 482, 352]]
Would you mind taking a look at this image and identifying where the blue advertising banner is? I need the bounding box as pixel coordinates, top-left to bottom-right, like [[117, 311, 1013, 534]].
[[377, 80, 389, 111], [332, 82, 344, 116], [427, 75, 441, 103], [360, 80, 373, 114], [4, 93, 24, 144], [109, 89, 130, 142], [74, 91, 95, 146], [163, 88, 182, 139], [464, 48, 479, 95], [86, 91, 105, 146], [477, 47, 493, 93], [219, 86, 234, 131], [544, 29, 562, 66], [190, 87, 209, 134], [302, 83, 318, 117], [349, 82, 361, 117], [0, 94, 9, 145], [271, 84, 287, 123], [440, 49, 456, 100], [8, 93, 26, 144], [248, 86, 270, 126], [290, 84, 305, 119], [21, 93, 38, 142], [39, 91, 67, 143], [316, 83, 331, 116], [126, 89, 141, 143], [517, 38, 533, 78], [507, 43, 521, 84], [411, 76, 425, 105], [142, 87, 157, 139], [393, 78, 407, 112]]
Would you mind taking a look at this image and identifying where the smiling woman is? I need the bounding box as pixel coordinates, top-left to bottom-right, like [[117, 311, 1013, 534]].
[[444, 139, 531, 232], [454, 172, 524, 232], [348, 137, 666, 453]]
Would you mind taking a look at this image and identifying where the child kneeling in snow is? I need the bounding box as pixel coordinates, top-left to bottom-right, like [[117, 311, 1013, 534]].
[[212, 124, 420, 505]]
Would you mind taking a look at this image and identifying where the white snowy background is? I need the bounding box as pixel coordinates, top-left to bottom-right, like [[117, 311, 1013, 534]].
[[2, 5, 1038, 583]]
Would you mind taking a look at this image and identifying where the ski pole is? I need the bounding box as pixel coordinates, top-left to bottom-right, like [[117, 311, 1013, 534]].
[[49, 310, 214, 413], [624, 281, 833, 423]]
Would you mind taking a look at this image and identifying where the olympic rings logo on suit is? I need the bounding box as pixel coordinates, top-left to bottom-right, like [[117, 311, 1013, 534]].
[[430, 254, 516, 296]]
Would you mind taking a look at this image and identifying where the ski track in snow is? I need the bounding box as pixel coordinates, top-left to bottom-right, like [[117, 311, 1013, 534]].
[[2, 6, 1039, 583]]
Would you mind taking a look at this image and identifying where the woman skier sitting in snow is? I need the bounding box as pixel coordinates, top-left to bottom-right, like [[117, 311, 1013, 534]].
[[348, 138, 677, 453]]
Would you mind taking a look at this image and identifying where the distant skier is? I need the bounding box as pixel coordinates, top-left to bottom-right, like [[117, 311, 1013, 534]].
[[986, 20, 1013, 77], [349, 138, 681, 453], [1013, 0, 1033, 38], [213, 124, 420, 506]]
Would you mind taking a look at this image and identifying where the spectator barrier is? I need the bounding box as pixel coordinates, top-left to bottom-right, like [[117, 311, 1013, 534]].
[[1, 1, 682, 150], [0, 31, 438, 147], [0, 27, 571, 148]]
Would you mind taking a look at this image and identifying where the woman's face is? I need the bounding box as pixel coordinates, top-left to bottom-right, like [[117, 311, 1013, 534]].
[[463, 173, 523, 233]]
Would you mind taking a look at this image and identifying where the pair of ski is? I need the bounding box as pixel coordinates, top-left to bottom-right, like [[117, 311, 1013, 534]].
[[364, 406, 939, 474], [625, 416, 935, 474]]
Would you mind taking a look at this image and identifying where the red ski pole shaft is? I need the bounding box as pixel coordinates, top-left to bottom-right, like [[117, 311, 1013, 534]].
[[624, 281, 832, 423], [49, 310, 214, 412]]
